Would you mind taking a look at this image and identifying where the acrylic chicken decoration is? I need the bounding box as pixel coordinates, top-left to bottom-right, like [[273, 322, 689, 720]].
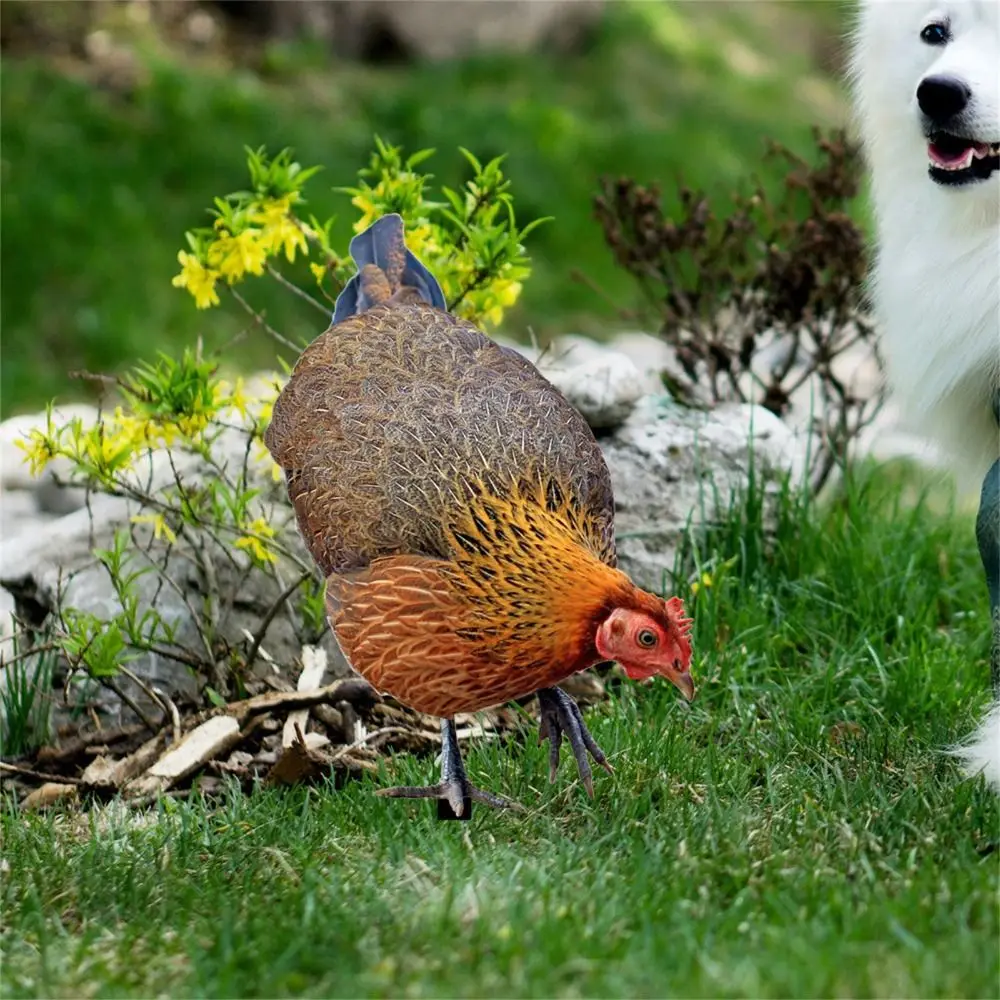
[[265, 213, 695, 819]]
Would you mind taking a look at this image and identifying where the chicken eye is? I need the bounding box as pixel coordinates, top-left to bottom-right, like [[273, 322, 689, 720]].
[[637, 629, 657, 648], [920, 22, 950, 45]]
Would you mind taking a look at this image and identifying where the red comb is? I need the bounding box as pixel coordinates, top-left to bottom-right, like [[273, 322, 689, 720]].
[[664, 596, 693, 637]]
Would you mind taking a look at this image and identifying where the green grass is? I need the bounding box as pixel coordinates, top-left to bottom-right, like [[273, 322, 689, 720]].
[[3, 463, 998, 999], [0, 0, 852, 416]]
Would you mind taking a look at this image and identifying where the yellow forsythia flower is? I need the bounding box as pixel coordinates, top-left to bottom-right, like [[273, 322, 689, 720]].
[[79, 426, 134, 474], [112, 407, 167, 450], [350, 188, 385, 233], [172, 251, 221, 309], [175, 412, 212, 439], [213, 377, 249, 421], [130, 513, 177, 544], [252, 197, 309, 263], [482, 279, 522, 327], [251, 440, 284, 483], [234, 517, 278, 565], [251, 194, 293, 228], [208, 230, 267, 283], [225, 377, 250, 421], [15, 428, 58, 477]]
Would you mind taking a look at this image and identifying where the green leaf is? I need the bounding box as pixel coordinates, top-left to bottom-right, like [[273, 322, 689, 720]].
[[204, 687, 227, 708]]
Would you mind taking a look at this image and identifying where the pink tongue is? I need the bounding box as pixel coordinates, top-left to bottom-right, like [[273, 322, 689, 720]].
[[928, 140, 973, 167]]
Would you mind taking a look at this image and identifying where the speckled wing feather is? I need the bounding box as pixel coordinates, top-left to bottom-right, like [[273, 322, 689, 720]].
[[264, 302, 617, 576]]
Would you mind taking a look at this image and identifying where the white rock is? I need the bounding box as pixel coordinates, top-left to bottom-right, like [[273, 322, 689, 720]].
[[0, 488, 335, 728], [601, 399, 808, 591], [1, 488, 46, 543], [608, 331, 678, 396], [541, 333, 609, 367], [830, 339, 883, 400], [542, 350, 646, 431], [0, 494, 134, 581], [0, 584, 15, 649]]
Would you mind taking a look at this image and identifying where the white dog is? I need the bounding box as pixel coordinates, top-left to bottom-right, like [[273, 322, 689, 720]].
[[850, 0, 1000, 790]]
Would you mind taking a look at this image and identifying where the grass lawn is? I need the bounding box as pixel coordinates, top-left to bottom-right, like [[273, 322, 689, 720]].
[[3, 464, 998, 998], [0, 0, 852, 416]]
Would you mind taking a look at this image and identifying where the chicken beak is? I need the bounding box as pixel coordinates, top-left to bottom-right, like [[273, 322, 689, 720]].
[[667, 663, 696, 702]]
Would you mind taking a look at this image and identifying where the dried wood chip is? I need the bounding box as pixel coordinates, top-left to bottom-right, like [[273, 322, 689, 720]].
[[302, 732, 330, 750], [298, 646, 329, 688], [283, 646, 328, 749], [125, 716, 242, 798], [224, 677, 375, 723], [266, 722, 411, 786], [281, 713, 309, 750], [21, 782, 78, 811], [337, 754, 379, 774], [79, 756, 119, 788], [81, 731, 168, 791], [35, 724, 146, 766], [313, 703, 346, 741], [339, 700, 365, 743]]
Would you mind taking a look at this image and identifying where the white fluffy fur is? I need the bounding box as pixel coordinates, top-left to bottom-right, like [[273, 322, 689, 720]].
[[850, 0, 1000, 791], [949, 699, 1000, 788]]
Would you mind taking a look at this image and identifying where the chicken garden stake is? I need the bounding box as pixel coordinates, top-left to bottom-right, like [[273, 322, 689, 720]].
[[265, 214, 695, 820]]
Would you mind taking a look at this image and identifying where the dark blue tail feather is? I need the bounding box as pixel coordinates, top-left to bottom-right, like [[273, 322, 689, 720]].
[[331, 213, 447, 324]]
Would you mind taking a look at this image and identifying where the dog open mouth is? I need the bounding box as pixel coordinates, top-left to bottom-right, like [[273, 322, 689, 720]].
[[927, 132, 1000, 185]]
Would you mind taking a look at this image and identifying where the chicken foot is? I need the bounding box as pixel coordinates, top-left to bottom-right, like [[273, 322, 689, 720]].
[[377, 718, 521, 821], [536, 686, 614, 797]]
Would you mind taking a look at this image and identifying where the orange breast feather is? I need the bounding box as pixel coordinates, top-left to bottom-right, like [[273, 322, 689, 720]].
[[326, 534, 631, 718]]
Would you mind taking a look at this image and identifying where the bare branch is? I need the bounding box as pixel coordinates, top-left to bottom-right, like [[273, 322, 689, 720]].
[[227, 286, 302, 352], [245, 571, 313, 673], [266, 264, 330, 316]]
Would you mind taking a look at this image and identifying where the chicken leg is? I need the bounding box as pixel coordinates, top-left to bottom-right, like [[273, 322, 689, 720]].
[[377, 718, 519, 821], [536, 686, 613, 796]]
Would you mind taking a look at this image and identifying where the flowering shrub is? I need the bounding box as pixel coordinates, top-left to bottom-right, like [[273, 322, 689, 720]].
[[171, 138, 545, 329], [6, 140, 544, 733]]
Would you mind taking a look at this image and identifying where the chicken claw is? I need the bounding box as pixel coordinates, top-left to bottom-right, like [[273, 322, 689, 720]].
[[377, 719, 523, 821], [536, 686, 614, 796]]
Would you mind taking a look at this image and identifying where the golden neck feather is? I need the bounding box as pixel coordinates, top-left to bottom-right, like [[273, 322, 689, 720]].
[[439, 473, 635, 667]]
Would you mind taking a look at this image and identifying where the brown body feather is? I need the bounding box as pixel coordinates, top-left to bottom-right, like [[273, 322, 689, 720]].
[[265, 300, 616, 574], [265, 258, 633, 717]]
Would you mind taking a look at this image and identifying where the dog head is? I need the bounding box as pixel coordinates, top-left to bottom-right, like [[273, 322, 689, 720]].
[[852, 1, 999, 212]]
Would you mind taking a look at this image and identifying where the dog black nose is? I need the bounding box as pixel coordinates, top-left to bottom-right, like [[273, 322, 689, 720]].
[[917, 75, 971, 121]]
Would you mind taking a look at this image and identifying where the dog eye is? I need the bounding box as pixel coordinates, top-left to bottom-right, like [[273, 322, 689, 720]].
[[920, 22, 950, 45], [637, 629, 657, 648]]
